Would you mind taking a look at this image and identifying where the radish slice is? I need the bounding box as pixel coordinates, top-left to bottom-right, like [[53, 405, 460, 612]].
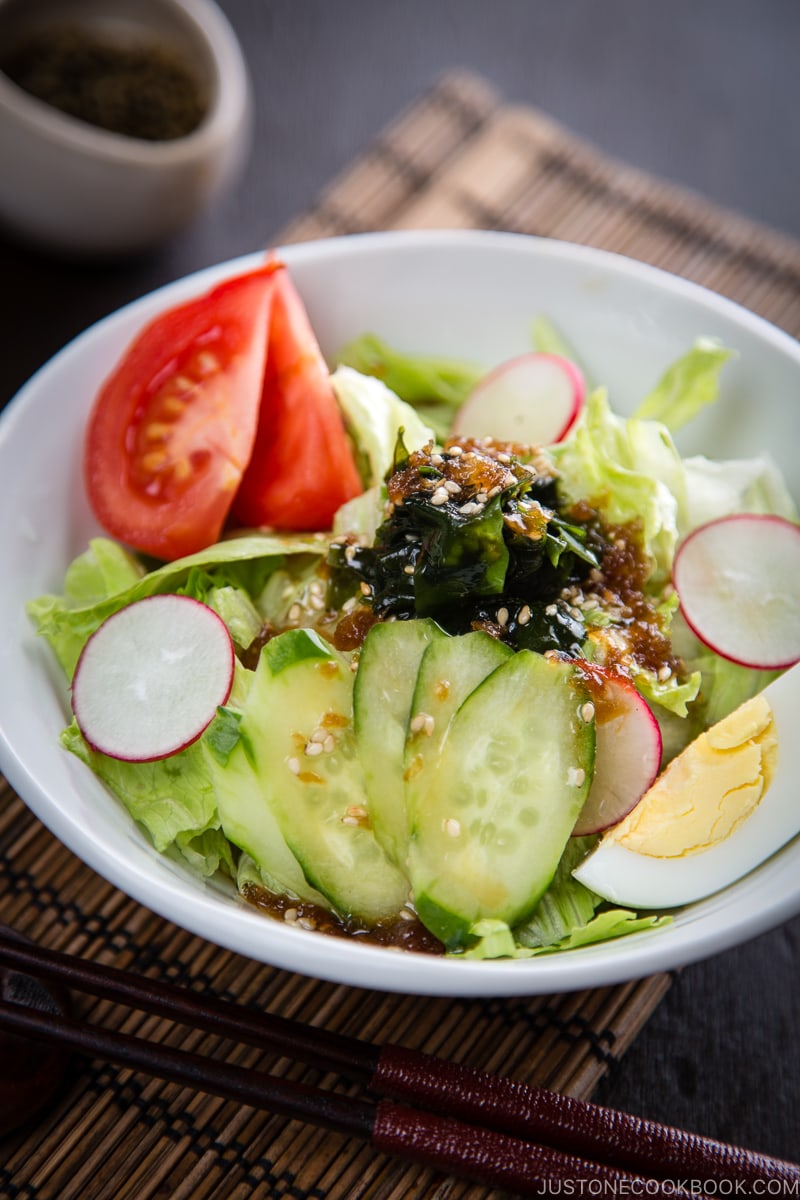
[[673, 514, 800, 670], [452, 352, 585, 444], [570, 664, 663, 837], [72, 595, 235, 762]]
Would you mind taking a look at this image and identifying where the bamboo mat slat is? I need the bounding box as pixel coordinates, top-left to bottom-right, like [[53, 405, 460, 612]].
[[3, 69, 800, 1199]]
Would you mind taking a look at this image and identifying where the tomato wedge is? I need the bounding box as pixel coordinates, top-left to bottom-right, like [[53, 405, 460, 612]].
[[232, 267, 363, 530], [85, 264, 279, 561]]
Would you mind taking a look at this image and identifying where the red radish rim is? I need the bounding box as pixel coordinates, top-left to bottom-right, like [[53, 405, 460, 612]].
[[674, 513, 800, 671], [72, 594, 235, 763], [569, 661, 663, 837], [453, 352, 585, 445]]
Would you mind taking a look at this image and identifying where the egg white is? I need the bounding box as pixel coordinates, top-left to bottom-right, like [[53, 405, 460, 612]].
[[571, 666, 799, 909]]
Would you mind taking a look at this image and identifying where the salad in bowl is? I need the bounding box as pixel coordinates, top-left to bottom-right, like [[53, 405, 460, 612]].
[[2, 231, 799, 994]]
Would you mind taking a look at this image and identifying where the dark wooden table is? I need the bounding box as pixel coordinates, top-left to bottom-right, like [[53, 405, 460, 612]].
[[1, 0, 798, 1168]]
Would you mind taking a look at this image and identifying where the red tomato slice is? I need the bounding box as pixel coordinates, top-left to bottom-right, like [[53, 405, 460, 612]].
[[232, 268, 363, 530], [85, 264, 279, 561]]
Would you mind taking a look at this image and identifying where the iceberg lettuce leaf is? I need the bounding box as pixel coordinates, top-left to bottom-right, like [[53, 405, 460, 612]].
[[552, 389, 685, 584], [337, 332, 484, 410], [681, 453, 798, 535], [28, 533, 327, 678], [633, 337, 734, 432], [61, 720, 223, 872], [331, 365, 433, 488]]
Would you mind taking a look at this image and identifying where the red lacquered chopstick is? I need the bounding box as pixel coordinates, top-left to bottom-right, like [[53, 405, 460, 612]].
[[0, 995, 692, 1198], [0, 930, 797, 1191]]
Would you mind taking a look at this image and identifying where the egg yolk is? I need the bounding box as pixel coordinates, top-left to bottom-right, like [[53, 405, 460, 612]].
[[603, 694, 777, 858]]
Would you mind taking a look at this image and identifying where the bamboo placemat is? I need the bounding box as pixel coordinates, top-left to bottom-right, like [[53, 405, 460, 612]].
[[2, 70, 799, 1200]]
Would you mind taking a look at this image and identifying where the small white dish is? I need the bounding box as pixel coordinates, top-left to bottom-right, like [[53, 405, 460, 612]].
[[0, 0, 251, 255], [1, 230, 799, 996]]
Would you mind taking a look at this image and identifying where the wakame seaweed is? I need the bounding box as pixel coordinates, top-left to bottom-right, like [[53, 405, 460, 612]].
[[328, 438, 603, 654]]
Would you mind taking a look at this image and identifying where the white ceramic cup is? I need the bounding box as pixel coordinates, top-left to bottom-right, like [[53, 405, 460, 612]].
[[0, 0, 252, 255]]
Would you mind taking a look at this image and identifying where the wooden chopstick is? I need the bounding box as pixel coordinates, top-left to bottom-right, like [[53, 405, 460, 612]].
[[1, 930, 798, 1193]]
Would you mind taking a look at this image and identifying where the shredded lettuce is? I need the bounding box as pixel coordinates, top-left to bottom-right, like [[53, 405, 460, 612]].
[[337, 332, 484, 441], [28, 533, 327, 678], [515, 836, 601, 947], [552, 388, 686, 585], [681, 453, 798, 534], [460, 837, 670, 959], [61, 719, 230, 876], [462, 910, 670, 959], [531, 315, 591, 384], [633, 337, 734, 432], [331, 365, 433, 487], [337, 332, 484, 410]]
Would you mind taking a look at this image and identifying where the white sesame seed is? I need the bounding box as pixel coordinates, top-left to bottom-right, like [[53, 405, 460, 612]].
[[443, 818, 461, 838], [580, 702, 596, 723], [288, 604, 302, 622], [298, 917, 317, 931], [567, 767, 586, 787], [305, 741, 323, 757], [545, 604, 558, 616], [658, 665, 672, 681], [431, 489, 449, 506], [496, 607, 509, 627], [518, 605, 531, 626], [284, 907, 298, 923], [341, 815, 360, 826], [360, 581, 372, 596], [342, 596, 358, 614], [410, 712, 435, 734], [308, 594, 326, 611], [287, 757, 301, 775], [431, 453, 444, 465], [323, 735, 336, 754], [344, 544, 357, 562], [447, 445, 463, 456], [403, 563, 415, 575], [476, 492, 488, 504], [497, 453, 511, 464], [444, 480, 462, 494]]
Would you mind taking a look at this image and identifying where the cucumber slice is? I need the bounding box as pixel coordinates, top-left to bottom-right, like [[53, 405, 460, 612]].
[[353, 618, 445, 866], [245, 628, 409, 924], [403, 632, 513, 873], [203, 686, 329, 909], [408, 650, 595, 948]]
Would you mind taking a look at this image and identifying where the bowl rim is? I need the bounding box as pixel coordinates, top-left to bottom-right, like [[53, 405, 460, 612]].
[[0, 0, 250, 165], [1, 228, 799, 997]]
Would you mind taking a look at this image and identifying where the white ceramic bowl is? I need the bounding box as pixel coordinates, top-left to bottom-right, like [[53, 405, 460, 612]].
[[1, 230, 799, 996], [0, 0, 251, 254]]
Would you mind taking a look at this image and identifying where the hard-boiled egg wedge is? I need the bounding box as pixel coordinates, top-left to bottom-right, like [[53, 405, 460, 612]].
[[572, 666, 799, 908]]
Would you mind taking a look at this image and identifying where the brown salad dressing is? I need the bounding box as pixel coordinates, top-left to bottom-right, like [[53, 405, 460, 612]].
[[241, 886, 445, 955]]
